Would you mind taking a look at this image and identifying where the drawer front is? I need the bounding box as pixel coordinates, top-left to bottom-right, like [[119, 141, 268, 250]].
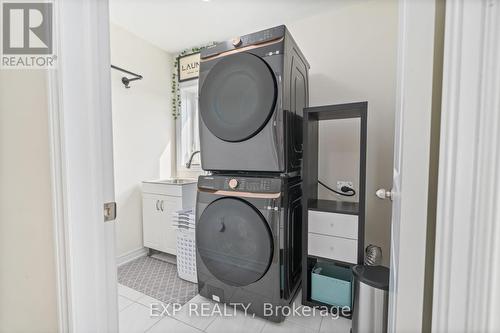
[[308, 210, 358, 239], [142, 182, 182, 197], [308, 233, 358, 264]]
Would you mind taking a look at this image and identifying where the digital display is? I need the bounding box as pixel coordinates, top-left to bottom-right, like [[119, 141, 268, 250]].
[[245, 181, 261, 191]]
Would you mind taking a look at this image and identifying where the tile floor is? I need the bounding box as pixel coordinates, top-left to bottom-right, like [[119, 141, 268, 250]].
[[118, 284, 352, 333]]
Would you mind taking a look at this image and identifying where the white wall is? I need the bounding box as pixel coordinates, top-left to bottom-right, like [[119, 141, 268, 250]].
[[0, 70, 58, 332], [110, 24, 174, 258], [318, 118, 361, 203], [287, 1, 398, 265]]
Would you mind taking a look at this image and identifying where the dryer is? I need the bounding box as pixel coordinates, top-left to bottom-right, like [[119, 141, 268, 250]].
[[198, 25, 309, 174], [196, 174, 302, 322]]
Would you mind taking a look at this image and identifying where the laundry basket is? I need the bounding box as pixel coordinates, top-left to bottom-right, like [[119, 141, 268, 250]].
[[172, 209, 197, 283]]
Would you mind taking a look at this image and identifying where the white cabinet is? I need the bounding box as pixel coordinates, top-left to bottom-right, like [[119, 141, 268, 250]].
[[308, 210, 359, 264], [142, 180, 196, 255]]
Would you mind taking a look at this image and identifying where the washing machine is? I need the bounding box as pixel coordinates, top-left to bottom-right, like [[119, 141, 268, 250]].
[[195, 174, 302, 322], [198, 25, 309, 174]]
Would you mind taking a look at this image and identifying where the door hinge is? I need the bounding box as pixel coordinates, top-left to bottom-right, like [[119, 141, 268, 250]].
[[104, 202, 117, 222]]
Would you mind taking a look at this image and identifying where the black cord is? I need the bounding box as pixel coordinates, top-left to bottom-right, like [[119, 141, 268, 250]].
[[318, 180, 356, 197]]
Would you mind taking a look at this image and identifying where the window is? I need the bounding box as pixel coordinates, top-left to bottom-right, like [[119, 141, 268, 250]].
[[176, 80, 200, 170]]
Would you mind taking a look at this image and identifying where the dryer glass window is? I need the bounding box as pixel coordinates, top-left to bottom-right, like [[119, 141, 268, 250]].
[[199, 52, 277, 142], [197, 197, 273, 287]]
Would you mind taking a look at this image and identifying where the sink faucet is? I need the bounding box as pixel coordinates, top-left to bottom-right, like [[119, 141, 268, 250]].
[[185, 150, 201, 169]]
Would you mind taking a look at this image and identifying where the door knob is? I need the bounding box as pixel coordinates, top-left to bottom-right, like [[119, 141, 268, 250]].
[[376, 188, 393, 200]]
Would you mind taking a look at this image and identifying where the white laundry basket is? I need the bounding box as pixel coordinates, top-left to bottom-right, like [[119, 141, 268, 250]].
[[172, 209, 197, 283]]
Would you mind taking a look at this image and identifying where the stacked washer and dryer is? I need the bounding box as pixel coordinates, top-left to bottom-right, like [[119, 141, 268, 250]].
[[195, 25, 309, 322]]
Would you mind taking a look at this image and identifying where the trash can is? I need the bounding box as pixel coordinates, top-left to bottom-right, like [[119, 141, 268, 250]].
[[351, 265, 390, 333]]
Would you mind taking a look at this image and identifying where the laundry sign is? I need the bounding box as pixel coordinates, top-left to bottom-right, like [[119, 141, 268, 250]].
[[178, 52, 200, 82]]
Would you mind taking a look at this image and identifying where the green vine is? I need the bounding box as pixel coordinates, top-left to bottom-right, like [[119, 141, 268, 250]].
[[172, 42, 216, 119]]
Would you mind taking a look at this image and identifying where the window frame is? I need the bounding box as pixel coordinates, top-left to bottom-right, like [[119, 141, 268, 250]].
[[176, 79, 201, 172]]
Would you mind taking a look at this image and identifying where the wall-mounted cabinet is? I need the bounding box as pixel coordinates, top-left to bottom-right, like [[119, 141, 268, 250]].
[[301, 102, 367, 318]]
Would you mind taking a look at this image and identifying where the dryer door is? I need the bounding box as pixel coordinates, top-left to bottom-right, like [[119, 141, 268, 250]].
[[199, 52, 277, 142], [197, 197, 273, 287]]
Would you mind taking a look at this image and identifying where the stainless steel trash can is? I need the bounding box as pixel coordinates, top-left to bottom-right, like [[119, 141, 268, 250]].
[[351, 265, 390, 333]]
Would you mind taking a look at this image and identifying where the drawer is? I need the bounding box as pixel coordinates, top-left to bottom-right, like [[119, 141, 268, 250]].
[[308, 233, 358, 264], [308, 210, 358, 239]]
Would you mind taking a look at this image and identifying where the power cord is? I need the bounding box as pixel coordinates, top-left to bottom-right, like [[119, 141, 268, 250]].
[[318, 180, 356, 197]]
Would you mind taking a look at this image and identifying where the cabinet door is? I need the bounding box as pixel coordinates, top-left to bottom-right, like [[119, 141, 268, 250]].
[[158, 196, 182, 255], [142, 193, 163, 250]]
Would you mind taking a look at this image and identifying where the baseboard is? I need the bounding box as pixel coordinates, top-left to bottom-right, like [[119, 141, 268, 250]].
[[116, 247, 148, 267]]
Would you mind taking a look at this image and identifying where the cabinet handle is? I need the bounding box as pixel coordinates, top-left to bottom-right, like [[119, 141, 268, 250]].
[[160, 200, 164, 212], [155, 200, 159, 211]]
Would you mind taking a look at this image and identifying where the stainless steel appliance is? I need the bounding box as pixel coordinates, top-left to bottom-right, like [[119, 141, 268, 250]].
[[195, 174, 302, 322], [198, 25, 309, 173]]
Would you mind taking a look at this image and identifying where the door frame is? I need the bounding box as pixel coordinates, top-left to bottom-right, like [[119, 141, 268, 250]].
[[432, 0, 500, 331], [48, 0, 118, 332], [47, 0, 500, 332], [49, 0, 436, 331]]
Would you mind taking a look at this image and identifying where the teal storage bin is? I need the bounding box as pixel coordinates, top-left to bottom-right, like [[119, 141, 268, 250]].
[[311, 262, 352, 308]]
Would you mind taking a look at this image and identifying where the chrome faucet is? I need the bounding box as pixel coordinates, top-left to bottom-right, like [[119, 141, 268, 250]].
[[185, 150, 201, 169]]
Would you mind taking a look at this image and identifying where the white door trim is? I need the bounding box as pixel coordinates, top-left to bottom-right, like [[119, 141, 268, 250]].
[[48, 67, 71, 333], [48, 0, 118, 332], [432, 0, 500, 331]]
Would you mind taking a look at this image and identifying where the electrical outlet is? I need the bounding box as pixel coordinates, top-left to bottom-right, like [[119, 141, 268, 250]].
[[337, 181, 354, 191]]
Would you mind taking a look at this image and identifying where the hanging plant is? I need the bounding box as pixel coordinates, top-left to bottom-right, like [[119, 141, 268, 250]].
[[172, 42, 216, 119]]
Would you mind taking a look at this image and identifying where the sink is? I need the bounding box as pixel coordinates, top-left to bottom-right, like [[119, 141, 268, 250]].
[[154, 178, 197, 185]]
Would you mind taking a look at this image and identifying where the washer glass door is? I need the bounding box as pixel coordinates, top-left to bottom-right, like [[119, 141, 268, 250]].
[[199, 52, 277, 142], [197, 197, 273, 287]]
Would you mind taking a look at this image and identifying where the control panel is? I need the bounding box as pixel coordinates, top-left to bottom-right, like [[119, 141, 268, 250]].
[[237, 26, 282, 47], [201, 25, 286, 59], [198, 175, 282, 193]]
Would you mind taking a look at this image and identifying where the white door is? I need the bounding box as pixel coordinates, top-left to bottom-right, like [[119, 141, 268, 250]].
[[387, 78, 402, 333], [384, 0, 442, 331], [49, 0, 119, 331], [142, 194, 164, 250]]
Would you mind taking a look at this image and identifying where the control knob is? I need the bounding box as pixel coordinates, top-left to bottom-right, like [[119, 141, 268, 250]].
[[228, 178, 239, 189]]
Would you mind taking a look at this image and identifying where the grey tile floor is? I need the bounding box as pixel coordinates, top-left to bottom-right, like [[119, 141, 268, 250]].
[[118, 284, 352, 333]]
